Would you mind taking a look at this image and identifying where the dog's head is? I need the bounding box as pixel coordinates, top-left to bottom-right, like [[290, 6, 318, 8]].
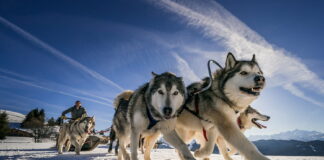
[[240, 106, 270, 129], [82, 116, 95, 134], [220, 53, 265, 108], [148, 72, 186, 120]]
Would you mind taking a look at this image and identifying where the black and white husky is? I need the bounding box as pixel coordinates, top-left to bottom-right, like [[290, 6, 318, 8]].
[[57, 116, 95, 155], [113, 72, 195, 160], [176, 53, 269, 160]]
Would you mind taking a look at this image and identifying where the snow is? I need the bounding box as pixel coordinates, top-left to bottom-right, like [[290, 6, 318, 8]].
[[0, 110, 25, 123], [1, 137, 324, 160]]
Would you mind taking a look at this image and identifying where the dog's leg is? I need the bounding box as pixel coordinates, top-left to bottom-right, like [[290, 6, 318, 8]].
[[72, 138, 81, 155], [108, 139, 114, 153], [140, 137, 144, 154], [208, 110, 269, 160], [115, 139, 119, 156], [57, 131, 66, 154], [118, 137, 130, 160], [216, 136, 234, 160], [130, 129, 140, 160], [162, 130, 195, 160], [144, 132, 160, 160], [194, 128, 217, 159], [64, 139, 71, 152], [227, 143, 238, 156]]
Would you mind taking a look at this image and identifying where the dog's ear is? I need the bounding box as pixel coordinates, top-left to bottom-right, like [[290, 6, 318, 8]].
[[91, 116, 95, 121], [151, 72, 158, 77], [251, 54, 256, 62], [225, 52, 237, 70]]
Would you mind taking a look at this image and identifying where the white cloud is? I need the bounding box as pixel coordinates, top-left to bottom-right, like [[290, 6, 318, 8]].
[[0, 16, 123, 91], [173, 53, 200, 83], [154, 0, 324, 107]]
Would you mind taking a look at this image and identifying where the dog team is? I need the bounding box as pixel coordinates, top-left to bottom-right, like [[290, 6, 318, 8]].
[[57, 52, 271, 160]]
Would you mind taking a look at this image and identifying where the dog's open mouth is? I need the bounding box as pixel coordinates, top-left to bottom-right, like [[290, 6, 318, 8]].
[[240, 86, 262, 96], [252, 118, 267, 129]]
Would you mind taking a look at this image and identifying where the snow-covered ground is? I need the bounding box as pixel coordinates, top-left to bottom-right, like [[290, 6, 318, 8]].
[[1, 137, 324, 160]]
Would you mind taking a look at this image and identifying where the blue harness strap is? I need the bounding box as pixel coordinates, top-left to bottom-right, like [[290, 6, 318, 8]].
[[146, 106, 159, 130]]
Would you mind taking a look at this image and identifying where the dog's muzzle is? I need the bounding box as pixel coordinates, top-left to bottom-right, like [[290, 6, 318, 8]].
[[162, 107, 173, 119]]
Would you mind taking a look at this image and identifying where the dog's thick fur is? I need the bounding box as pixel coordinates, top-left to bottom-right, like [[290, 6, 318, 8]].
[[113, 72, 195, 160], [175, 53, 269, 160], [57, 117, 95, 155]]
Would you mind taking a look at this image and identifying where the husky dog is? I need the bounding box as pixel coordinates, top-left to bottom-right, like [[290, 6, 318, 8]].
[[223, 106, 270, 157], [109, 91, 133, 155], [113, 72, 195, 160], [176, 53, 269, 160], [57, 116, 95, 155]]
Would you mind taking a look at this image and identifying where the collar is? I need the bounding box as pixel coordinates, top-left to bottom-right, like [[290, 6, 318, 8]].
[[146, 105, 160, 130]]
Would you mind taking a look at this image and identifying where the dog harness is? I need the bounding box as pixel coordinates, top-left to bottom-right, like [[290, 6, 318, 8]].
[[183, 93, 210, 141], [146, 106, 160, 130], [237, 117, 243, 129]]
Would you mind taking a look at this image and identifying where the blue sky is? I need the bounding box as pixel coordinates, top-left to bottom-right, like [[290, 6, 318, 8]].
[[0, 0, 323, 136]]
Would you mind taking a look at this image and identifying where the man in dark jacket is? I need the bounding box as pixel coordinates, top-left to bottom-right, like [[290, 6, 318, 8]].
[[61, 100, 87, 121]]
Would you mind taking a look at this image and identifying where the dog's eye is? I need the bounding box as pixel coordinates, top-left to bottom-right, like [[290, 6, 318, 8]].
[[173, 91, 179, 96], [240, 71, 248, 75], [158, 90, 164, 95]]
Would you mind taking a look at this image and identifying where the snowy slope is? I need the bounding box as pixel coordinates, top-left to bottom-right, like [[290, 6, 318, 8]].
[[0, 110, 25, 123], [249, 129, 324, 141], [1, 137, 324, 160]]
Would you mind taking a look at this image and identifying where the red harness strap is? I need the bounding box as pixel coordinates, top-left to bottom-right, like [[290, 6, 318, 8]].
[[195, 95, 208, 142], [237, 117, 243, 129]]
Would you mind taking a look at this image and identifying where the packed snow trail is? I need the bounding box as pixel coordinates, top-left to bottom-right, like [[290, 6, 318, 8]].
[[1, 137, 324, 160]]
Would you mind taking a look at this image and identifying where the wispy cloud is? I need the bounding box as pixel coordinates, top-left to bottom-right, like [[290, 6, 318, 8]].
[[173, 53, 200, 84], [0, 68, 114, 104], [0, 16, 124, 91], [0, 74, 113, 107], [154, 0, 324, 107]]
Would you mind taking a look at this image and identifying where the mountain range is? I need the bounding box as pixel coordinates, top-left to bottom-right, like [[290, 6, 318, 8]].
[[249, 129, 324, 141]]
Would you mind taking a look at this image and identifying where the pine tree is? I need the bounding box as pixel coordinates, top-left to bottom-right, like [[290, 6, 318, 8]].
[[21, 108, 45, 142], [0, 112, 10, 140], [47, 117, 56, 126]]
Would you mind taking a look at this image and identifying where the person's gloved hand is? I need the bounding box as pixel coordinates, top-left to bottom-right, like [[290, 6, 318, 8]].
[[61, 115, 67, 120]]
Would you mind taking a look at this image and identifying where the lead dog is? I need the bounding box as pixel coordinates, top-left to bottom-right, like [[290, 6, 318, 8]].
[[112, 72, 195, 160], [176, 53, 269, 160], [57, 116, 95, 155]]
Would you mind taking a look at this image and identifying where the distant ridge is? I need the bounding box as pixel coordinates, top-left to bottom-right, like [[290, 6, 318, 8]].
[[249, 129, 324, 141]]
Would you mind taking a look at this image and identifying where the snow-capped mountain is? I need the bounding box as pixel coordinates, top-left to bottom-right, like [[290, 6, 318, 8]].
[[249, 129, 324, 141], [0, 110, 25, 123]]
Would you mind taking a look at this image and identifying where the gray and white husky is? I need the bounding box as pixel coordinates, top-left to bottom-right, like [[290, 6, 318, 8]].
[[176, 53, 269, 160], [113, 72, 195, 160], [57, 116, 95, 155]]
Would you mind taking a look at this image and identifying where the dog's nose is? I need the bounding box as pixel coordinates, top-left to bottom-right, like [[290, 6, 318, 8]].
[[163, 107, 172, 116], [266, 116, 270, 120], [254, 75, 265, 83]]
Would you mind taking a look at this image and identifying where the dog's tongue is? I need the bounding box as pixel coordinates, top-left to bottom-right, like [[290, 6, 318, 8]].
[[257, 122, 267, 128], [260, 124, 267, 128]]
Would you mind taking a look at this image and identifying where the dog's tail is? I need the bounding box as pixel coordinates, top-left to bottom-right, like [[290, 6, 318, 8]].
[[113, 90, 134, 109]]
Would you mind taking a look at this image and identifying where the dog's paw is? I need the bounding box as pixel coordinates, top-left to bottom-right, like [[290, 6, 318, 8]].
[[194, 149, 209, 158]]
